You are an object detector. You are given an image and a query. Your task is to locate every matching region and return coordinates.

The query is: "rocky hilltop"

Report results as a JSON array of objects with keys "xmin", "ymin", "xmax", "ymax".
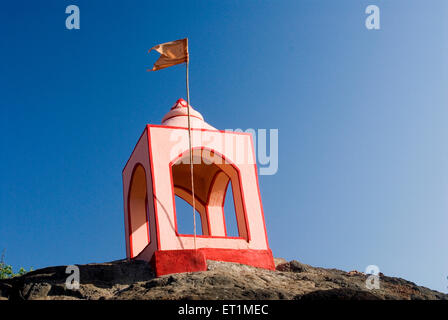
[{"xmin": 0, "ymin": 258, "xmax": 446, "ymax": 300}]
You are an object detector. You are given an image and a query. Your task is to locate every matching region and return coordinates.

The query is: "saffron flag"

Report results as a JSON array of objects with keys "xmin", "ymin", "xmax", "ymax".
[{"xmin": 147, "ymin": 38, "xmax": 188, "ymax": 71}]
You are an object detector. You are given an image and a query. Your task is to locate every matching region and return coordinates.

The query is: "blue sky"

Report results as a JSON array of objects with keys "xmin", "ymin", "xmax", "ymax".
[{"xmin": 1, "ymin": 1, "xmax": 447, "ymax": 293}]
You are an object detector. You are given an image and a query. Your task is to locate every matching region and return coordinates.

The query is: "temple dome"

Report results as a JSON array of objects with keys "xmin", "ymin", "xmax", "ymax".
[{"xmin": 161, "ymin": 99, "xmax": 216, "ymax": 130}]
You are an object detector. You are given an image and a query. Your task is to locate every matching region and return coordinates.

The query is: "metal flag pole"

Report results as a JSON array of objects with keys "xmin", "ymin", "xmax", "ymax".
[{"xmin": 185, "ymin": 38, "xmax": 197, "ymax": 250}]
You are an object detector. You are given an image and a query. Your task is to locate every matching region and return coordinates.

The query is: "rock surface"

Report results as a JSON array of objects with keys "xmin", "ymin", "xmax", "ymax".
[{"xmin": 0, "ymin": 259, "xmax": 446, "ymax": 300}]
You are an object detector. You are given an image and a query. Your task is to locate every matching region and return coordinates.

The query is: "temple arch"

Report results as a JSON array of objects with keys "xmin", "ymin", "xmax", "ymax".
[
  {"xmin": 170, "ymin": 148, "xmax": 249, "ymax": 241},
  {"xmin": 128, "ymin": 164, "xmax": 150, "ymax": 257}
]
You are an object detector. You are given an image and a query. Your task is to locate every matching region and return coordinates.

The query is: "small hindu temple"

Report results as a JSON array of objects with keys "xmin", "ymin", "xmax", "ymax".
[{"xmin": 122, "ymin": 99, "xmax": 274, "ymax": 276}]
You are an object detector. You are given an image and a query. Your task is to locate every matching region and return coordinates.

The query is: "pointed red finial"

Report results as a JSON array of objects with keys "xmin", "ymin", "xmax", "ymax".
[{"xmin": 171, "ymin": 98, "xmax": 188, "ymax": 110}]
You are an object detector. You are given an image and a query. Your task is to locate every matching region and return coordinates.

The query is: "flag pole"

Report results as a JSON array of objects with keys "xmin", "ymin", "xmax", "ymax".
[{"xmin": 185, "ymin": 38, "xmax": 197, "ymax": 250}]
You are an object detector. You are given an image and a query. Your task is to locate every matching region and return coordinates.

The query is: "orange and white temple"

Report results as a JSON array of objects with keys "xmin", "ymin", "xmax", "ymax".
[{"xmin": 122, "ymin": 99, "xmax": 275, "ymax": 276}]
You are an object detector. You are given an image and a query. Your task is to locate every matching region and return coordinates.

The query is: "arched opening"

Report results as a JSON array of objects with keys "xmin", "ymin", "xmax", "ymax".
[
  {"xmin": 170, "ymin": 148, "xmax": 249, "ymax": 240},
  {"xmin": 174, "ymin": 195, "xmax": 204, "ymax": 235},
  {"xmin": 223, "ymin": 182, "xmax": 239, "ymax": 237},
  {"xmin": 128, "ymin": 164, "xmax": 150, "ymax": 258}
]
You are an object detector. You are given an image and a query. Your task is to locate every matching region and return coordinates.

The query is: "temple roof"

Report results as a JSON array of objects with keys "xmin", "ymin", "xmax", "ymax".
[{"xmin": 161, "ymin": 98, "xmax": 216, "ymax": 130}]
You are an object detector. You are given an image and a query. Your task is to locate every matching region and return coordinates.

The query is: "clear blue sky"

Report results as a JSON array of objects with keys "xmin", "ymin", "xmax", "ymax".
[{"xmin": 1, "ymin": 1, "xmax": 447, "ymax": 293}]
